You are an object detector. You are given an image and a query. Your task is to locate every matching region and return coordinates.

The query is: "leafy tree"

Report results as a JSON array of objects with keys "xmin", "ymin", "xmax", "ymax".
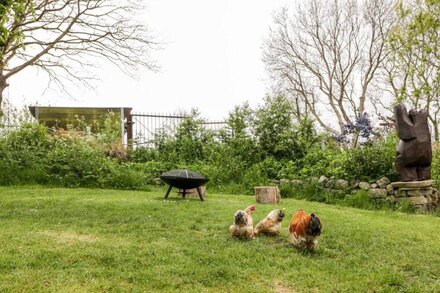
[
  {"xmin": 385, "ymin": 0, "xmax": 440, "ymax": 140},
  {"xmin": 222, "ymin": 103, "xmax": 258, "ymax": 165},
  {"xmin": 253, "ymin": 95, "xmax": 299, "ymax": 160},
  {"xmin": 0, "ymin": 0, "xmax": 156, "ymax": 116}
]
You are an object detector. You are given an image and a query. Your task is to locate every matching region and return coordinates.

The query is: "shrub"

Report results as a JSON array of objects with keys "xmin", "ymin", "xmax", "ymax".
[
  {"xmin": 46, "ymin": 136, "xmax": 111, "ymax": 187},
  {"xmin": 0, "ymin": 123, "xmax": 50, "ymax": 184},
  {"xmin": 106, "ymin": 163, "xmax": 151, "ymax": 190},
  {"xmin": 2, "ymin": 123, "xmax": 51, "ymax": 168},
  {"xmin": 338, "ymin": 135, "xmax": 398, "ymax": 181},
  {"xmin": 241, "ymin": 164, "xmax": 269, "ymax": 194},
  {"xmin": 431, "ymin": 145, "xmax": 440, "ymax": 184}
]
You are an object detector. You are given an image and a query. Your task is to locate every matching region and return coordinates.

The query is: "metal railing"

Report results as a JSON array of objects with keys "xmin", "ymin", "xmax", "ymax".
[{"xmin": 130, "ymin": 112, "xmax": 228, "ymax": 147}]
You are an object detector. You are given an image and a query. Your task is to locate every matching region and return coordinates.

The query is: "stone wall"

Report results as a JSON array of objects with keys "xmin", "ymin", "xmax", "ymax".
[{"xmin": 278, "ymin": 176, "xmax": 439, "ymax": 212}]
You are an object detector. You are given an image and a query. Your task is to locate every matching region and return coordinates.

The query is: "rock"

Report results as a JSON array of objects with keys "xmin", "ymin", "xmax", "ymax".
[
  {"xmin": 318, "ymin": 175, "xmax": 329, "ymax": 185},
  {"xmin": 270, "ymin": 179, "xmax": 281, "ymax": 185},
  {"xmin": 386, "ymin": 184, "xmax": 394, "ymax": 195},
  {"xmin": 413, "ymin": 205, "xmax": 428, "ymax": 212},
  {"xmin": 407, "ymin": 188, "xmax": 432, "ymax": 197},
  {"xmin": 350, "ymin": 179, "xmax": 360, "ymax": 189},
  {"xmin": 368, "ymin": 189, "xmax": 388, "ymax": 199},
  {"xmin": 371, "ymin": 183, "xmax": 378, "ymax": 189},
  {"xmin": 391, "ymin": 180, "xmax": 433, "ymax": 189},
  {"xmin": 359, "ymin": 182, "xmax": 371, "ymax": 191},
  {"xmin": 280, "ymin": 179, "xmax": 290, "ymax": 185},
  {"xmin": 335, "ymin": 179, "xmax": 349, "ymax": 190},
  {"xmin": 409, "ymin": 196, "xmax": 428, "ymax": 206},
  {"xmin": 394, "ymin": 189, "xmax": 408, "ymax": 198},
  {"xmin": 425, "ymin": 196, "xmax": 432, "ymax": 205},
  {"xmin": 376, "ymin": 177, "xmax": 390, "ymax": 189},
  {"xmin": 325, "ymin": 178, "xmax": 335, "ymax": 189},
  {"xmin": 291, "ymin": 179, "xmax": 303, "ymax": 186}
]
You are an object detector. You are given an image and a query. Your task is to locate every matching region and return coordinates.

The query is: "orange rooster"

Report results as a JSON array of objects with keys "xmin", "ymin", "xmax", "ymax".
[{"xmin": 288, "ymin": 209, "xmax": 322, "ymax": 250}]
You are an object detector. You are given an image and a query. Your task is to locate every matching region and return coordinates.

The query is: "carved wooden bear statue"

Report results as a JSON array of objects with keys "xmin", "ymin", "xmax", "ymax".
[{"xmin": 394, "ymin": 104, "xmax": 432, "ymax": 182}]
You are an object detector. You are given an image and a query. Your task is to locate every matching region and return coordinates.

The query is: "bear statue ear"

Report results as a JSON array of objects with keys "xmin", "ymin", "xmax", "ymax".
[{"xmin": 395, "ymin": 103, "xmax": 416, "ymax": 141}]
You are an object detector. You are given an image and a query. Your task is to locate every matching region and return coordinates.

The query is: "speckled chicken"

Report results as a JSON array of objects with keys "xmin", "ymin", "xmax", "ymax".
[
  {"xmin": 254, "ymin": 209, "xmax": 285, "ymax": 236},
  {"xmin": 229, "ymin": 205, "xmax": 256, "ymax": 239}
]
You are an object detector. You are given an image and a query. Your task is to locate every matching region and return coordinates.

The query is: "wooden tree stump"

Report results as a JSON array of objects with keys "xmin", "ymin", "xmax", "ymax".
[{"xmin": 255, "ymin": 186, "xmax": 280, "ymax": 204}]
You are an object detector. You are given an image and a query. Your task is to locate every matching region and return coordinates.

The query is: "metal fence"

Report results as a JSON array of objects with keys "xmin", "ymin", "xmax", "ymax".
[
  {"xmin": 130, "ymin": 112, "xmax": 228, "ymax": 147},
  {"xmin": 0, "ymin": 108, "xmax": 229, "ymax": 148}
]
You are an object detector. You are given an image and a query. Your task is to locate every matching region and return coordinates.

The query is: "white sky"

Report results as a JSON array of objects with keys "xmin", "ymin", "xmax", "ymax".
[{"xmin": 7, "ymin": 0, "xmax": 292, "ymax": 121}]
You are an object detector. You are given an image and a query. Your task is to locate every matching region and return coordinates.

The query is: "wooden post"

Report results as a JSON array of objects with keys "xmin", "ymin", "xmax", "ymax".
[
  {"xmin": 255, "ymin": 186, "xmax": 280, "ymax": 204},
  {"xmin": 124, "ymin": 108, "xmax": 133, "ymax": 149}
]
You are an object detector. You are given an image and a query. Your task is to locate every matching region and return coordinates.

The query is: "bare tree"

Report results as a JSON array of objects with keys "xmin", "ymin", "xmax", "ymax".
[
  {"xmin": 263, "ymin": 0, "xmax": 396, "ymax": 134},
  {"xmin": 0, "ymin": 0, "xmax": 157, "ymax": 115}
]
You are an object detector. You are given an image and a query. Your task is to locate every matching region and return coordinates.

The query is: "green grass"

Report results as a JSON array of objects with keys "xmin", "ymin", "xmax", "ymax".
[{"xmin": 1, "ymin": 186, "xmax": 440, "ymax": 292}]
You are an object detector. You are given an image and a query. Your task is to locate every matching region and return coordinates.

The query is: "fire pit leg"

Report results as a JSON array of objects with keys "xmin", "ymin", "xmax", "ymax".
[
  {"xmin": 197, "ymin": 187, "xmax": 205, "ymax": 201},
  {"xmin": 164, "ymin": 185, "xmax": 173, "ymax": 199}
]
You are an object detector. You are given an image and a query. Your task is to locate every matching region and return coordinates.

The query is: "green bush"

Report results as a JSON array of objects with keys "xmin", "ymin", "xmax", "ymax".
[
  {"xmin": 46, "ymin": 136, "xmax": 111, "ymax": 187},
  {"xmin": 338, "ymin": 135, "xmax": 398, "ymax": 181},
  {"xmin": 431, "ymin": 146, "xmax": 440, "ymax": 184},
  {"xmin": 106, "ymin": 163, "xmax": 151, "ymax": 191},
  {"xmin": 2, "ymin": 123, "xmax": 50, "ymax": 167},
  {"xmin": 0, "ymin": 123, "xmax": 50, "ymax": 185}
]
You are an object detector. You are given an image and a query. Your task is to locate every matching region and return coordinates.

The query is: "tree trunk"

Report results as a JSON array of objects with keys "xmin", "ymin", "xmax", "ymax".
[
  {"xmin": 255, "ymin": 186, "xmax": 280, "ymax": 204},
  {"xmin": 433, "ymin": 121, "xmax": 439, "ymax": 142},
  {"xmin": 0, "ymin": 74, "xmax": 8, "ymax": 118}
]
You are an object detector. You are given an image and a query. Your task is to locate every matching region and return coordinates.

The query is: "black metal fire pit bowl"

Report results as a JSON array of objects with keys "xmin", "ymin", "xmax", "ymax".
[{"xmin": 160, "ymin": 169, "xmax": 209, "ymax": 201}]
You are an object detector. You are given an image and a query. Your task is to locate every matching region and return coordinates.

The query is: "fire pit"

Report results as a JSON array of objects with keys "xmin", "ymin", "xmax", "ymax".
[{"xmin": 160, "ymin": 169, "xmax": 209, "ymax": 201}]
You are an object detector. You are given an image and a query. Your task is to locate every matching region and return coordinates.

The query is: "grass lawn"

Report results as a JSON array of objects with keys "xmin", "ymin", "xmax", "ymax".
[{"xmin": 1, "ymin": 186, "xmax": 440, "ymax": 292}]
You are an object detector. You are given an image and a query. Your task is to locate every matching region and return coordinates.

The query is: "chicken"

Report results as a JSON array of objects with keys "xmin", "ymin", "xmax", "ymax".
[
  {"xmin": 229, "ymin": 204, "xmax": 256, "ymax": 239},
  {"xmin": 254, "ymin": 209, "xmax": 285, "ymax": 236},
  {"xmin": 288, "ymin": 209, "xmax": 322, "ymax": 250}
]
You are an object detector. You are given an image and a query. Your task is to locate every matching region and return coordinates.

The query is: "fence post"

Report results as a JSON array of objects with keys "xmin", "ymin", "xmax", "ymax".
[{"xmin": 125, "ymin": 108, "xmax": 133, "ymax": 149}]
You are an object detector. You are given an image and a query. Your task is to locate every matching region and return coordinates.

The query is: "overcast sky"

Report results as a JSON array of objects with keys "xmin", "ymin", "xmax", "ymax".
[{"xmin": 7, "ymin": 0, "xmax": 292, "ymax": 120}]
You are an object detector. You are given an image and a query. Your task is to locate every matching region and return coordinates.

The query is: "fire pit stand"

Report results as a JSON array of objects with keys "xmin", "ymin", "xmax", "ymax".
[{"xmin": 160, "ymin": 169, "xmax": 209, "ymax": 201}]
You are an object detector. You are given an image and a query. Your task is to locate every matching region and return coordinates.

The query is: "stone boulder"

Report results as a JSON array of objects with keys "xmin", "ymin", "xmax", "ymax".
[
  {"xmin": 350, "ymin": 179, "xmax": 360, "ymax": 189},
  {"xmin": 359, "ymin": 182, "xmax": 371, "ymax": 191},
  {"xmin": 291, "ymin": 179, "xmax": 304, "ymax": 186},
  {"xmin": 368, "ymin": 188, "xmax": 388, "ymax": 199},
  {"xmin": 318, "ymin": 175, "xmax": 329, "ymax": 185},
  {"xmin": 280, "ymin": 179, "xmax": 291, "ymax": 185},
  {"xmin": 391, "ymin": 180, "xmax": 433, "ymax": 189},
  {"xmin": 376, "ymin": 177, "xmax": 390, "ymax": 189},
  {"xmin": 335, "ymin": 179, "xmax": 349, "ymax": 190},
  {"xmin": 386, "ymin": 184, "xmax": 394, "ymax": 195}
]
